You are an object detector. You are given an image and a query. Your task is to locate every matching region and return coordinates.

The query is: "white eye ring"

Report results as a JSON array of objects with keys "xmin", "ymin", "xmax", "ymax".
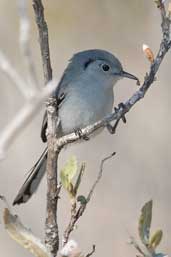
[{"xmin": 101, "ymin": 64, "xmax": 110, "ymax": 72}]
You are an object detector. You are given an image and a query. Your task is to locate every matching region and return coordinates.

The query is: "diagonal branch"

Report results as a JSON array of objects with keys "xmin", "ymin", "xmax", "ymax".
[
  {"xmin": 0, "ymin": 51, "xmax": 31, "ymax": 99},
  {"xmin": 0, "ymin": 79, "xmax": 57, "ymax": 159},
  {"xmin": 55, "ymin": 3, "xmax": 171, "ymax": 151},
  {"xmin": 58, "ymin": 3, "xmax": 171, "ymax": 246}
]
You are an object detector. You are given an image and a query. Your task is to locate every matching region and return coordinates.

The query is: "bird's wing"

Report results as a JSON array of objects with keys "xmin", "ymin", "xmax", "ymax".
[
  {"xmin": 40, "ymin": 92, "xmax": 66, "ymax": 142},
  {"xmin": 40, "ymin": 72, "xmax": 69, "ymax": 142},
  {"xmin": 41, "ymin": 54, "xmax": 84, "ymax": 142}
]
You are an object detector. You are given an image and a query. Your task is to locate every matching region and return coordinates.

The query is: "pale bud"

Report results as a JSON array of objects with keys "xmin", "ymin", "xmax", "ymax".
[{"xmin": 142, "ymin": 44, "xmax": 154, "ymax": 63}]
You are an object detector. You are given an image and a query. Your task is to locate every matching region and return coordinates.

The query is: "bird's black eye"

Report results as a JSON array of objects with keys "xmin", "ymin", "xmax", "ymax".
[{"xmin": 102, "ymin": 64, "xmax": 110, "ymax": 72}]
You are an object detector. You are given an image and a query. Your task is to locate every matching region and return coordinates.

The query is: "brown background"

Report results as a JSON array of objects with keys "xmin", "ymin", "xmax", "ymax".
[{"xmin": 0, "ymin": 1, "xmax": 171, "ymax": 257}]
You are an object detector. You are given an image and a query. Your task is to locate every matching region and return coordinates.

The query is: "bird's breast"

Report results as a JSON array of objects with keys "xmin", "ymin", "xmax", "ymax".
[{"xmin": 58, "ymin": 84, "xmax": 114, "ymax": 135}]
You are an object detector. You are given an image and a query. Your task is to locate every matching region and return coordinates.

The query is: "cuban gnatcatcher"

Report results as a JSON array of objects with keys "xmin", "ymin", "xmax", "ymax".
[{"xmin": 13, "ymin": 49, "xmax": 138, "ymax": 205}]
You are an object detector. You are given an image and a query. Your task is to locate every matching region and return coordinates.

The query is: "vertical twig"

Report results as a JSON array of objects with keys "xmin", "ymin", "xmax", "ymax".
[
  {"xmin": 45, "ymin": 98, "xmax": 59, "ymax": 255},
  {"xmin": 32, "ymin": 0, "xmax": 59, "ymax": 256},
  {"xmin": 32, "ymin": 0, "xmax": 52, "ymax": 84},
  {"xmin": 18, "ymin": 0, "xmax": 38, "ymax": 90}
]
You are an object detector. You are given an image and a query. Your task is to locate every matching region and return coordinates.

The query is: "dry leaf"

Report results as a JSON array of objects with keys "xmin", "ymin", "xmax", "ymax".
[{"xmin": 3, "ymin": 208, "xmax": 52, "ymax": 257}]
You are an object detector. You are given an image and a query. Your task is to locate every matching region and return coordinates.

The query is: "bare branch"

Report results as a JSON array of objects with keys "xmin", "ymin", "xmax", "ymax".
[
  {"xmin": 18, "ymin": 0, "xmax": 38, "ymax": 90},
  {"xmin": 0, "ymin": 0, "xmax": 57, "ymax": 160},
  {"xmin": 0, "ymin": 51, "xmax": 32, "ymax": 99},
  {"xmin": 45, "ymin": 98, "xmax": 60, "ymax": 255},
  {"xmin": 32, "ymin": 1, "xmax": 60, "ymax": 255},
  {"xmin": 55, "ymin": 4, "xmax": 171, "ymax": 151},
  {"xmin": 62, "ymin": 153, "xmax": 116, "ymax": 245},
  {"xmin": 0, "ymin": 79, "xmax": 58, "ymax": 159},
  {"xmin": 32, "ymin": 0, "xmax": 52, "ymax": 84},
  {"xmin": 87, "ymin": 152, "xmax": 116, "ymax": 202},
  {"xmin": 85, "ymin": 245, "xmax": 96, "ymax": 257}
]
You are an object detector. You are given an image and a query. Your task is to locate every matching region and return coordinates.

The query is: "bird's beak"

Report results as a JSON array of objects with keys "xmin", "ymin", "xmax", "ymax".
[{"xmin": 121, "ymin": 70, "xmax": 139, "ymax": 82}]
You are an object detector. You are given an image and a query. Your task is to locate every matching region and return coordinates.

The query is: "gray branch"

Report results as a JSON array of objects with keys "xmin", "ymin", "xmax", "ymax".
[
  {"xmin": 45, "ymin": 98, "xmax": 59, "ymax": 255},
  {"xmin": 32, "ymin": 1, "xmax": 59, "ymax": 256},
  {"xmin": 32, "ymin": 0, "xmax": 52, "ymax": 84}
]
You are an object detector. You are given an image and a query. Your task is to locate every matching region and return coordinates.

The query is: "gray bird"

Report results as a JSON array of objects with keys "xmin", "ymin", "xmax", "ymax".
[{"xmin": 13, "ymin": 49, "xmax": 138, "ymax": 205}]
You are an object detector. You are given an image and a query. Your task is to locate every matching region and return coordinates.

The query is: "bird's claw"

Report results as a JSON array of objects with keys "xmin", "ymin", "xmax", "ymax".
[
  {"xmin": 74, "ymin": 128, "xmax": 89, "ymax": 141},
  {"xmin": 115, "ymin": 102, "xmax": 127, "ymax": 123},
  {"xmin": 106, "ymin": 102, "xmax": 127, "ymax": 134}
]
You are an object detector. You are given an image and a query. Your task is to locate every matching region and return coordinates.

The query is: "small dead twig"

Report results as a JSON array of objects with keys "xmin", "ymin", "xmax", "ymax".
[
  {"xmin": 32, "ymin": 0, "xmax": 52, "ymax": 84},
  {"xmin": 87, "ymin": 152, "xmax": 116, "ymax": 202},
  {"xmin": 85, "ymin": 245, "xmax": 96, "ymax": 257},
  {"xmin": 62, "ymin": 152, "xmax": 116, "ymax": 245},
  {"xmin": 18, "ymin": 0, "xmax": 38, "ymax": 90}
]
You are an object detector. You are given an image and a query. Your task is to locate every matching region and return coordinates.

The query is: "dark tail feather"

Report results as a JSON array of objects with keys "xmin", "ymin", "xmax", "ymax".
[{"xmin": 13, "ymin": 148, "xmax": 48, "ymax": 205}]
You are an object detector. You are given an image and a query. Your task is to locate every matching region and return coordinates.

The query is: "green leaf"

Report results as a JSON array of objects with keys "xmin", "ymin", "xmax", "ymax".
[
  {"xmin": 61, "ymin": 155, "xmax": 77, "ymax": 182},
  {"xmin": 73, "ymin": 163, "xmax": 85, "ymax": 196},
  {"xmin": 60, "ymin": 156, "xmax": 77, "ymax": 196},
  {"xmin": 149, "ymin": 230, "xmax": 163, "ymax": 249},
  {"xmin": 138, "ymin": 200, "xmax": 153, "ymax": 245},
  {"xmin": 77, "ymin": 195, "xmax": 87, "ymax": 205}
]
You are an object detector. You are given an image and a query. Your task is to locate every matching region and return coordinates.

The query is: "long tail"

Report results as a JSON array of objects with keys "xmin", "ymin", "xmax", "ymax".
[{"xmin": 13, "ymin": 148, "xmax": 48, "ymax": 205}]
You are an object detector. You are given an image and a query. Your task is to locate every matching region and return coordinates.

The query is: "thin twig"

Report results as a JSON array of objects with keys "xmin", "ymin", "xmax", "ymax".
[
  {"xmin": 32, "ymin": 0, "xmax": 52, "ymax": 84},
  {"xmin": 0, "ymin": 51, "xmax": 31, "ymax": 99},
  {"xmin": 87, "ymin": 152, "xmax": 116, "ymax": 202},
  {"xmin": 18, "ymin": 0, "xmax": 38, "ymax": 90},
  {"xmin": 62, "ymin": 152, "xmax": 116, "ymax": 245},
  {"xmin": 0, "ymin": 79, "xmax": 58, "ymax": 159},
  {"xmin": 0, "ymin": 0, "xmax": 57, "ymax": 159},
  {"xmin": 85, "ymin": 245, "xmax": 96, "ymax": 257}
]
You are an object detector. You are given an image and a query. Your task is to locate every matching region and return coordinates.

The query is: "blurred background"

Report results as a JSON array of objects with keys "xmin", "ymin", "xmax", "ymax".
[{"xmin": 0, "ymin": 1, "xmax": 171, "ymax": 257}]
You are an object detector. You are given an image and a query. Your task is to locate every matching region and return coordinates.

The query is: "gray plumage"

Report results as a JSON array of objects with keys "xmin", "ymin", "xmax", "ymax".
[{"xmin": 13, "ymin": 49, "xmax": 138, "ymax": 205}]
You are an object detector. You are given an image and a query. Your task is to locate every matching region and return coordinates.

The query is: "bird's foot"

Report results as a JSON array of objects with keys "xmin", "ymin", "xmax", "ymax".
[
  {"xmin": 106, "ymin": 120, "xmax": 120, "ymax": 134},
  {"xmin": 74, "ymin": 128, "xmax": 89, "ymax": 141},
  {"xmin": 115, "ymin": 103, "xmax": 127, "ymax": 123},
  {"xmin": 106, "ymin": 102, "xmax": 127, "ymax": 134}
]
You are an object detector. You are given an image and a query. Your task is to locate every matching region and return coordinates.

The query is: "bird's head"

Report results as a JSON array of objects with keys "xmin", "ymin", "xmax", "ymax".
[{"xmin": 58, "ymin": 49, "xmax": 139, "ymax": 92}]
